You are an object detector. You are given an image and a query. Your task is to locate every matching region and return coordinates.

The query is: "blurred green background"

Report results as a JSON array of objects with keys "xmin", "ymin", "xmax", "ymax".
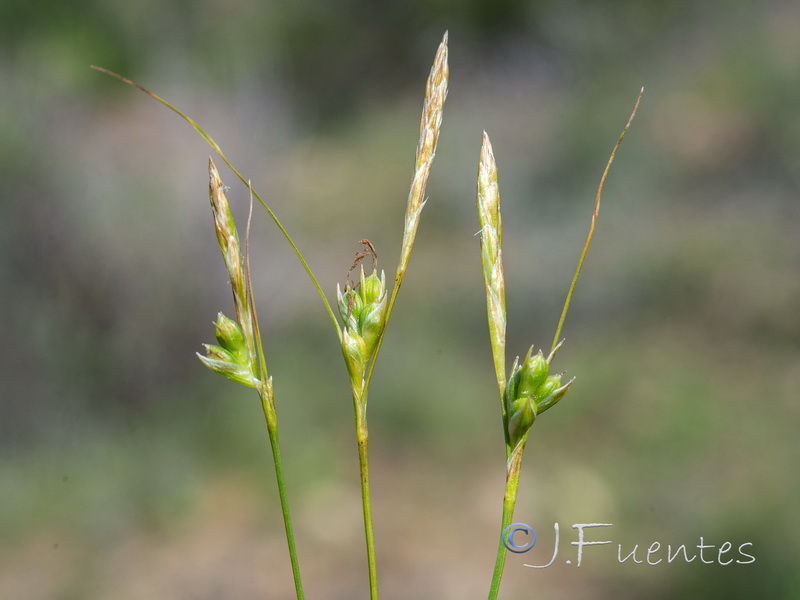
[{"xmin": 2, "ymin": 0, "xmax": 799, "ymax": 598}]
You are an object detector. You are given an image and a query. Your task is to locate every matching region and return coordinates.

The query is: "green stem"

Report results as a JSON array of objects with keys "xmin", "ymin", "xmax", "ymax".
[
  {"xmin": 353, "ymin": 395, "xmax": 379, "ymax": 599},
  {"xmin": 260, "ymin": 390, "xmax": 305, "ymax": 600},
  {"xmin": 487, "ymin": 441, "xmax": 525, "ymax": 600}
]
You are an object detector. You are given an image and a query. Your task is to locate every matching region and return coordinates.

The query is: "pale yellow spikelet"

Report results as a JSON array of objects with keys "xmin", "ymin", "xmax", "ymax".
[
  {"xmin": 359, "ymin": 32, "xmax": 450, "ymax": 395},
  {"xmin": 415, "ymin": 31, "xmax": 449, "ymax": 172},
  {"xmin": 398, "ymin": 32, "xmax": 449, "ymax": 274},
  {"xmin": 477, "ymin": 131, "xmax": 507, "ymax": 397}
]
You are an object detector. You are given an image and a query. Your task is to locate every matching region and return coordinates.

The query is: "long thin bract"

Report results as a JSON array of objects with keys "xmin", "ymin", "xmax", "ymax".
[
  {"xmin": 90, "ymin": 65, "xmax": 342, "ymax": 340},
  {"xmin": 550, "ymin": 88, "xmax": 644, "ymax": 353}
]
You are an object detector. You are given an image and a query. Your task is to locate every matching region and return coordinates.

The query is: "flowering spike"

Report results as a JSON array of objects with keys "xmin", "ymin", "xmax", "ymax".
[
  {"xmin": 517, "ymin": 348, "xmax": 549, "ymax": 398},
  {"xmin": 504, "ymin": 343, "xmax": 574, "ymax": 441},
  {"xmin": 478, "ymin": 132, "xmax": 507, "ymax": 402},
  {"xmin": 208, "ymin": 159, "xmax": 256, "ymax": 367},
  {"xmin": 197, "ymin": 351, "xmax": 258, "ymax": 388},
  {"xmin": 337, "ymin": 264, "xmax": 388, "ymax": 389},
  {"xmin": 214, "ymin": 312, "xmax": 249, "ymax": 365},
  {"xmin": 536, "ymin": 377, "xmax": 575, "ymax": 414},
  {"xmin": 507, "ymin": 397, "xmax": 536, "ymax": 447}
]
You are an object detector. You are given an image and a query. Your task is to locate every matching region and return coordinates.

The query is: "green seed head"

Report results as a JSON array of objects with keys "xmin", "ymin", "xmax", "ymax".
[
  {"xmin": 337, "ymin": 283, "xmax": 364, "ymax": 322},
  {"xmin": 505, "ymin": 343, "xmax": 575, "ymax": 441},
  {"xmin": 337, "ymin": 267, "xmax": 388, "ymax": 384},
  {"xmin": 536, "ymin": 376, "xmax": 576, "ymax": 414},
  {"xmin": 359, "ymin": 298, "xmax": 386, "ymax": 356},
  {"xmin": 517, "ymin": 347, "xmax": 549, "ymax": 398},
  {"xmin": 359, "ymin": 268, "xmax": 386, "ymax": 306},
  {"xmin": 508, "ymin": 397, "xmax": 536, "ymax": 447},
  {"xmin": 214, "ymin": 312, "xmax": 249, "ymax": 365},
  {"xmin": 199, "ymin": 310, "xmax": 258, "ymax": 388},
  {"xmin": 536, "ymin": 374, "xmax": 561, "ymax": 400},
  {"xmin": 197, "ymin": 345, "xmax": 258, "ymax": 388},
  {"xmin": 202, "ymin": 343, "xmax": 235, "ymax": 363},
  {"xmin": 341, "ymin": 328, "xmax": 368, "ymax": 385}
]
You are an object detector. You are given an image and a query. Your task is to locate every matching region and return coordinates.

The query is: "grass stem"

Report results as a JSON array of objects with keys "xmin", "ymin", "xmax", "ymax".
[
  {"xmin": 354, "ymin": 399, "xmax": 379, "ymax": 599},
  {"xmin": 487, "ymin": 442, "xmax": 525, "ymax": 600},
  {"xmin": 260, "ymin": 387, "xmax": 305, "ymax": 600}
]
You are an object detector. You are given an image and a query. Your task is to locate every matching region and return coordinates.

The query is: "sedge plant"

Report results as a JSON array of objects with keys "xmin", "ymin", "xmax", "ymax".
[
  {"xmin": 93, "ymin": 32, "xmax": 448, "ymax": 599},
  {"xmin": 94, "ymin": 34, "xmax": 641, "ymax": 600},
  {"xmin": 480, "ymin": 89, "xmax": 643, "ymax": 600},
  {"xmin": 196, "ymin": 160, "xmax": 305, "ymax": 598}
]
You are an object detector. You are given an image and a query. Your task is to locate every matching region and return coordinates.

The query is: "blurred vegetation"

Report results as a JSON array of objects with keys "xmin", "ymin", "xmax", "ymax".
[{"xmin": 1, "ymin": 0, "xmax": 799, "ymax": 598}]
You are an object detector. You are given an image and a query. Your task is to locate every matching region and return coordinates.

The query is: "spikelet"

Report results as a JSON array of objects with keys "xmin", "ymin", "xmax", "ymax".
[
  {"xmin": 198, "ymin": 159, "xmax": 259, "ymax": 386},
  {"xmin": 397, "ymin": 32, "xmax": 449, "ymax": 275},
  {"xmin": 477, "ymin": 132, "xmax": 507, "ymax": 397},
  {"xmin": 337, "ymin": 267, "xmax": 388, "ymax": 388},
  {"xmin": 505, "ymin": 346, "xmax": 575, "ymax": 448},
  {"xmin": 207, "ymin": 158, "xmax": 257, "ymax": 367}
]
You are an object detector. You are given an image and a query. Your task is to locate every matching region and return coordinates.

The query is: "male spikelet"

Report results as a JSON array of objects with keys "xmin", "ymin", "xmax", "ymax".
[
  {"xmin": 477, "ymin": 132, "xmax": 507, "ymax": 400},
  {"xmin": 397, "ymin": 31, "xmax": 449, "ymax": 275}
]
